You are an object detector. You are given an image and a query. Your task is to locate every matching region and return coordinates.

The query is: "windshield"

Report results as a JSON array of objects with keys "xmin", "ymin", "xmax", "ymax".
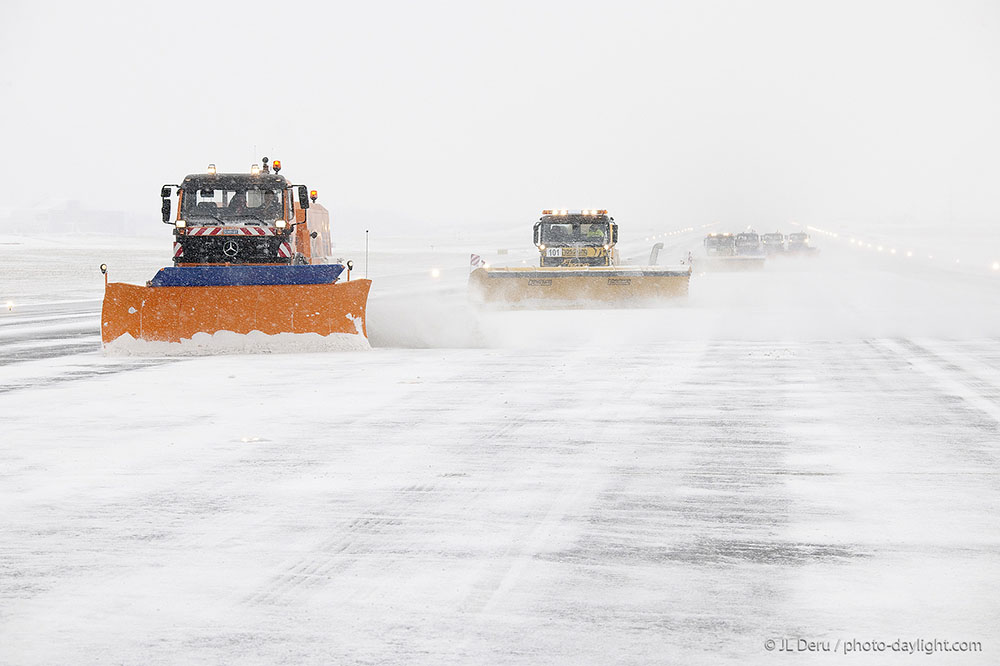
[
  {"xmin": 182, "ymin": 186, "xmax": 285, "ymax": 223},
  {"xmin": 705, "ymin": 236, "xmax": 734, "ymax": 247},
  {"xmin": 540, "ymin": 220, "xmax": 609, "ymax": 246}
]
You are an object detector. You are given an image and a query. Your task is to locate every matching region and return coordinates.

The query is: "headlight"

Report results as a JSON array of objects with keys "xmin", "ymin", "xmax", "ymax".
[
  {"xmin": 539, "ymin": 244, "xmax": 546, "ymax": 250},
  {"xmin": 275, "ymin": 220, "xmax": 287, "ymax": 229},
  {"xmin": 175, "ymin": 220, "xmax": 186, "ymax": 228}
]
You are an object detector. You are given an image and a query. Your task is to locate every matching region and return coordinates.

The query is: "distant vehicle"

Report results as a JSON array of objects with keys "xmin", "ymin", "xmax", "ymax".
[
  {"xmin": 734, "ymin": 231, "xmax": 762, "ymax": 256},
  {"xmin": 704, "ymin": 233, "xmax": 736, "ymax": 256},
  {"xmin": 787, "ymin": 231, "xmax": 817, "ymax": 254},
  {"xmin": 696, "ymin": 232, "xmax": 765, "ymax": 271},
  {"xmin": 761, "ymin": 232, "xmax": 785, "ymax": 254}
]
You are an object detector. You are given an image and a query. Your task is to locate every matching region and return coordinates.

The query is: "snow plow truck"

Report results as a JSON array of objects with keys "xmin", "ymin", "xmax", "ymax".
[
  {"xmin": 786, "ymin": 231, "xmax": 818, "ymax": 255},
  {"xmin": 761, "ymin": 232, "xmax": 786, "ymax": 254},
  {"xmin": 694, "ymin": 231, "xmax": 766, "ymax": 271},
  {"xmin": 468, "ymin": 209, "xmax": 690, "ymax": 307},
  {"xmin": 100, "ymin": 159, "xmax": 371, "ymax": 352}
]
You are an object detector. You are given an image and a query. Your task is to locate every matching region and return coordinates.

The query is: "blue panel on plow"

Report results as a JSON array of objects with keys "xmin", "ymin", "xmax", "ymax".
[{"xmin": 149, "ymin": 264, "xmax": 345, "ymax": 287}]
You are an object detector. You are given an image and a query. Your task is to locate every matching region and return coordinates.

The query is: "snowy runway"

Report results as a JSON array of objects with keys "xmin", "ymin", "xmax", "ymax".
[
  {"xmin": 2, "ymin": 333, "xmax": 998, "ymax": 664},
  {"xmin": 2, "ymin": 233, "xmax": 999, "ymax": 663}
]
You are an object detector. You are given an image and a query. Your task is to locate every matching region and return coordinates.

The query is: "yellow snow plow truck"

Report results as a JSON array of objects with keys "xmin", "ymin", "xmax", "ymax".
[{"xmin": 468, "ymin": 209, "xmax": 690, "ymax": 307}]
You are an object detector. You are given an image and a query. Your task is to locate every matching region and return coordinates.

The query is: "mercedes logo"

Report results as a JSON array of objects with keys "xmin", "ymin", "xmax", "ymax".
[{"xmin": 222, "ymin": 240, "xmax": 239, "ymax": 257}]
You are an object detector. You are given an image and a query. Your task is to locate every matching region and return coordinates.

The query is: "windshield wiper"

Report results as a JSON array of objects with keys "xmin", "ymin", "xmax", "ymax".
[
  {"xmin": 224, "ymin": 213, "xmax": 272, "ymax": 225},
  {"xmin": 188, "ymin": 212, "xmax": 222, "ymax": 224}
]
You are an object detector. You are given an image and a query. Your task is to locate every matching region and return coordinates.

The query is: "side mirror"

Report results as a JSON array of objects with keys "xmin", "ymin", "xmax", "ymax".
[
  {"xmin": 611, "ymin": 225, "xmax": 618, "ymax": 244},
  {"xmin": 161, "ymin": 198, "xmax": 171, "ymax": 223},
  {"xmin": 298, "ymin": 186, "xmax": 310, "ymax": 210},
  {"xmin": 533, "ymin": 223, "xmax": 540, "ymax": 245}
]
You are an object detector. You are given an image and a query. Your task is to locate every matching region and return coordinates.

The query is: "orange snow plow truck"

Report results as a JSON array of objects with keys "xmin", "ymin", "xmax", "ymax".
[{"xmin": 101, "ymin": 159, "xmax": 371, "ymax": 351}]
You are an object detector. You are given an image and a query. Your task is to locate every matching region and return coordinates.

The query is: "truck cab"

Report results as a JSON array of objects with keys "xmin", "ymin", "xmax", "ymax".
[
  {"xmin": 162, "ymin": 163, "xmax": 313, "ymax": 265},
  {"xmin": 787, "ymin": 232, "xmax": 812, "ymax": 253},
  {"xmin": 704, "ymin": 233, "xmax": 735, "ymax": 256},
  {"xmin": 734, "ymin": 231, "xmax": 762, "ymax": 256},
  {"xmin": 533, "ymin": 210, "xmax": 619, "ymax": 267},
  {"xmin": 761, "ymin": 232, "xmax": 785, "ymax": 254}
]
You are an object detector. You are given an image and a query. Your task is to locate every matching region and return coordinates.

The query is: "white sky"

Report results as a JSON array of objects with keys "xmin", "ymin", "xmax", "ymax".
[{"xmin": 2, "ymin": 0, "xmax": 999, "ymax": 234}]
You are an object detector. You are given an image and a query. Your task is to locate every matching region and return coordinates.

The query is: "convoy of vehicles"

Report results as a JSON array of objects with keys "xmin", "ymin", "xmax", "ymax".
[
  {"xmin": 696, "ymin": 228, "xmax": 819, "ymax": 270},
  {"xmin": 94, "ymin": 159, "xmax": 822, "ymax": 351}
]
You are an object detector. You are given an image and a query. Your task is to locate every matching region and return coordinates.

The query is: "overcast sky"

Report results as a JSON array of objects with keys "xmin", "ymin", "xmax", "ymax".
[{"xmin": 2, "ymin": 0, "xmax": 998, "ymax": 236}]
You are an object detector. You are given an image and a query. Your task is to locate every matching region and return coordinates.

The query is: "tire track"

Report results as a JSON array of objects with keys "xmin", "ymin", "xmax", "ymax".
[
  {"xmin": 456, "ymin": 342, "xmax": 709, "ymax": 625},
  {"xmin": 241, "ymin": 361, "xmax": 536, "ymax": 607},
  {"xmin": 242, "ymin": 482, "xmax": 452, "ymax": 606}
]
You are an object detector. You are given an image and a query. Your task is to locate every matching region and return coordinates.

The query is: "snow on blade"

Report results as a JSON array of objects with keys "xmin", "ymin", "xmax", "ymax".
[{"xmin": 103, "ymin": 330, "xmax": 371, "ymax": 356}]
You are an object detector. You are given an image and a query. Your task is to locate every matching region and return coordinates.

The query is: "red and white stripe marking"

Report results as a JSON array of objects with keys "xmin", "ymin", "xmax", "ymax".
[
  {"xmin": 188, "ymin": 226, "xmax": 280, "ymax": 236},
  {"xmin": 173, "ymin": 242, "xmax": 183, "ymax": 258},
  {"xmin": 277, "ymin": 242, "xmax": 292, "ymax": 258}
]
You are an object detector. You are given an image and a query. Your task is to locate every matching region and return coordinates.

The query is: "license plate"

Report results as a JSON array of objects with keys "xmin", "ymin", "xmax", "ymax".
[{"xmin": 222, "ymin": 228, "xmax": 240, "ymax": 235}]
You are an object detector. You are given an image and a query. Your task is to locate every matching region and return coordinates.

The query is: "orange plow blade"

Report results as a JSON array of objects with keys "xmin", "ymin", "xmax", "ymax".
[{"xmin": 102, "ymin": 279, "xmax": 371, "ymax": 345}]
